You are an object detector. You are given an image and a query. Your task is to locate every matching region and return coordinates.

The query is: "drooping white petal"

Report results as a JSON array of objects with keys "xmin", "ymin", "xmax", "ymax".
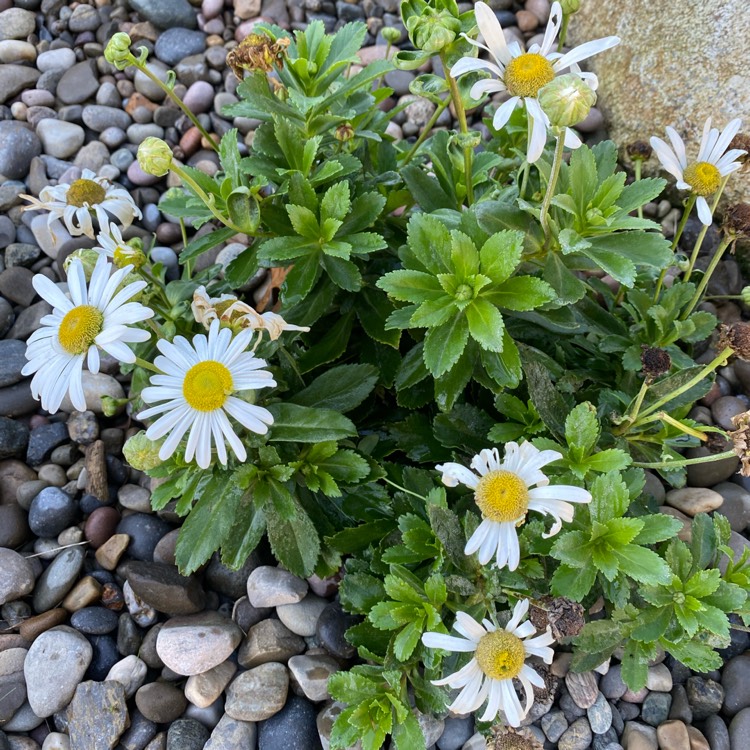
[
  {"xmin": 474, "ymin": 1, "xmax": 512, "ymax": 65},
  {"xmin": 554, "ymin": 35, "xmax": 620, "ymax": 72},
  {"xmin": 696, "ymin": 195, "xmax": 712, "ymax": 226},
  {"xmin": 506, "ymin": 598, "xmax": 530, "ymax": 633},
  {"xmin": 665, "ymin": 126, "xmax": 688, "ymax": 169},
  {"xmin": 421, "ymin": 633, "xmax": 478, "ymax": 652},
  {"xmin": 436, "ymin": 462, "xmax": 480, "ymax": 489},
  {"xmin": 525, "ymin": 97, "xmax": 549, "ymax": 163},
  {"xmin": 492, "ymin": 96, "xmax": 521, "ymax": 130},
  {"xmin": 454, "ymin": 612, "xmax": 489, "ymax": 643},
  {"xmin": 450, "ymin": 56, "xmax": 504, "ymax": 79}
]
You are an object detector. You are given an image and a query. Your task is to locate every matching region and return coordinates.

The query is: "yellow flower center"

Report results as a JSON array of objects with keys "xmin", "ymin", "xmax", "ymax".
[
  {"xmin": 474, "ymin": 470, "xmax": 530, "ymax": 523},
  {"xmin": 475, "ymin": 629, "xmax": 526, "ymax": 680},
  {"xmin": 683, "ymin": 161, "xmax": 721, "ymax": 196},
  {"xmin": 504, "ymin": 53, "xmax": 556, "ymax": 98},
  {"xmin": 183, "ymin": 361, "xmax": 234, "ymax": 412},
  {"xmin": 58, "ymin": 305, "xmax": 104, "ymax": 355},
  {"xmin": 66, "ymin": 179, "xmax": 107, "ymax": 207}
]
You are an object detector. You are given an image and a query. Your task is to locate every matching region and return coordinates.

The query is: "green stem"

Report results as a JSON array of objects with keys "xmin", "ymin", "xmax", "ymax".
[
  {"xmin": 540, "ymin": 132, "xmax": 565, "ymax": 246},
  {"xmin": 653, "ymin": 194, "xmax": 696, "ymax": 303},
  {"xmin": 383, "ymin": 477, "xmax": 427, "ymax": 501},
  {"xmin": 134, "ymin": 356, "xmax": 161, "ymax": 374},
  {"xmin": 442, "ymin": 55, "xmax": 474, "ymax": 206},
  {"xmin": 401, "ymin": 98, "xmax": 450, "ymax": 166},
  {"xmin": 633, "ymin": 449, "xmax": 736, "ymax": 470},
  {"xmin": 558, "ymin": 15, "xmax": 570, "ymax": 51},
  {"xmin": 634, "ymin": 160, "xmax": 643, "ymax": 220},
  {"xmin": 622, "ymin": 379, "xmax": 649, "ymax": 429},
  {"xmin": 172, "ymin": 165, "xmax": 244, "ymax": 234},
  {"xmin": 136, "ymin": 64, "xmax": 217, "ymax": 152},
  {"xmin": 684, "ymin": 176, "xmax": 730, "ymax": 283},
  {"xmin": 681, "ymin": 235, "xmax": 734, "ymax": 320},
  {"xmin": 632, "ymin": 346, "xmax": 733, "ymax": 425}
]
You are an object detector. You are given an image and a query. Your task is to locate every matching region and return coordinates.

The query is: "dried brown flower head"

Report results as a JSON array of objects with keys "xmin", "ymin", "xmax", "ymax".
[
  {"xmin": 487, "ymin": 726, "xmax": 543, "ymax": 750},
  {"xmin": 626, "ymin": 140, "xmax": 653, "ymax": 161},
  {"xmin": 227, "ymin": 33, "xmax": 290, "ymax": 79},
  {"xmin": 730, "ymin": 410, "xmax": 750, "ymax": 477},
  {"xmin": 641, "ymin": 346, "xmax": 672, "ymax": 382},
  {"xmin": 529, "ymin": 596, "xmax": 586, "ymax": 640},
  {"xmin": 723, "ymin": 203, "xmax": 750, "ymax": 239},
  {"xmin": 719, "ymin": 322, "xmax": 750, "ymax": 360},
  {"xmin": 728, "ymin": 133, "xmax": 750, "ymax": 167}
]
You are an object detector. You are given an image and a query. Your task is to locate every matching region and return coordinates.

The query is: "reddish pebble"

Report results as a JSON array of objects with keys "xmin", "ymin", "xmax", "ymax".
[
  {"xmin": 85, "ymin": 506, "xmax": 121, "ymax": 548},
  {"xmin": 179, "ymin": 127, "xmax": 202, "ymax": 158}
]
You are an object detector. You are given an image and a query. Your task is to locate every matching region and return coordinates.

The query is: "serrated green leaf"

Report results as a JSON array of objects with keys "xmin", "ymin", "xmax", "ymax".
[
  {"xmin": 550, "ymin": 562, "xmax": 596, "ymax": 600},
  {"xmin": 614, "ymin": 545, "xmax": 672, "ymax": 584},
  {"xmin": 634, "ymin": 514, "xmax": 684, "ymax": 545},
  {"xmin": 423, "ymin": 313, "xmax": 469, "ymax": 377},
  {"xmin": 632, "ymin": 606, "xmax": 672, "ymax": 642},
  {"xmin": 479, "ymin": 230, "xmax": 524, "ymax": 284},
  {"xmin": 174, "ymin": 478, "xmax": 244, "ymax": 575},
  {"xmin": 267, "ymin": 403, "xmax": 357, "ymax": 442},
  {"xmin": 377, "ymin": 269, "xmax": 445, "ymax": 303},
  {"xmin": 321, "ymin": 180, "xmax": 351, "ymax": 222},
  {"xmin": 565, "ymin": 402, "xmax": 599, "ymax": 458},
  {"xmin": 265, "ymin": 498, "xmax": 320, "ymax": 577},
  {"xmin": 466, "ymin": 297, "xmax": 505, "ymax": 351},
  {"xmin": 287, "ymin": 204, "xmax": 320, "ymax": 240},
  {"xmin": 482, "ymin": 276, "xmax": 555, "ymax": 311},
  {"xmin": 393, "ymin": 620, "xmax": 424, "ymax": 661},
  {"xmin": 291, "ymin": 363, "xmax": 378, "ymax": 412},
  {"xmin": 590, "ymin": 471, "xmax": 629, "ymax": 524}
]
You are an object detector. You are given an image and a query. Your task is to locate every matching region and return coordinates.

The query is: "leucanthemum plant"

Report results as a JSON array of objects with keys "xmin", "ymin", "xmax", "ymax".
[
  {"xmin": 450, "ymin": 1, "xmax": 619, "ymax": 161},
  {"xmin": 21, "ymin": 169, "xmax": 142, "ymax": 238},
  {"xmin": 438, "ymin": 443, "xmax": 592, "ymax": 570},
  {"xmin": 21, "ymin": 3, "xmax": 750, "ymax": 747},
  {"xmin": 22, "ymin": 254, "xmax": 154, "ymax": 413},
  {"xmin": 650, "ymin": 117, "xmax": 746, "ymax": 225},
  {"xmin": 422, "ymin": 600, "xmax": 554, "ymax": 726},
  {"xmin": 138, "ymin": 319, "xmax": 276, "ymax": 469}
]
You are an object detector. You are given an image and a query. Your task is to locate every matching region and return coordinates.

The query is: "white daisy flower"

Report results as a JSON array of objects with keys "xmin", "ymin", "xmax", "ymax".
[
  {"xmin": 450, "ymin": 1, "xmax": 619, "ymax": 162},
  {"xmin": 422, "ymin": 599, "xmax": 555, "ymax": 726},
  {"xmin": 191, "ymin": 286, "xmax": 309, "ymax": 341},
  {"xmin": 649, "ymin": 117, "xmax": 746, "ymax": 226},
  {"xmin": 437, "ymin": 442, "xmax": 591, "ymax": 571},
  {"xmin": 22, "ymin": 169, "xmax": 142, "ymax": 238},
  {"xmin": 137, "ymin": 319, "xmax": 276, "ymax": 469},
  {"xmin": 22, "ymin": 255, "xmax": 154, "ymax": 414}
]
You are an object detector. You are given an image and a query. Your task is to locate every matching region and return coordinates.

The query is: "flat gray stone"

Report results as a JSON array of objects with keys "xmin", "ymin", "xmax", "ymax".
[
  {"xmin": 225, "ymin": 663, "xmax": 289, "ymax": 722},
  {"xmin": 0, "ymin": 121, "xmax": 41, "ymax": 180},
  {"xmin": 24, "ymin": 626, "xmax": 92, "ymax": 718},
  {"xmin": 205, "ymin": 713, "xmax": 257, "ymax": 750},
  {"xmin": 67, "ymin": 680, "xmax": 129, "ymax": 750},
  {"xmin": 0, "ymin": 548, "xmax": 35, "ymax": 605}
]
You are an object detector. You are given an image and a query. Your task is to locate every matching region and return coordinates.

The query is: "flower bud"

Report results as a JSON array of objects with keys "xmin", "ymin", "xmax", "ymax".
[
  {"xmin": 626, "ymin": 140, "xmax": 653, "ymax": 162},
  {"xmin": 137, "ymin": 137, "xmax": 173, "ymax": 177},
  {"xmin": 104, "ymin": 32, "xmax": 135, "ymax": 70},
  {"xmin": 335, "ymin": 123, "xmax": 354, "ymax": 142},
  {"xmin": 114, "ymin": 241, "xmax": 147, "ymax": 271},
  {"xmin": 381, "ymin": 27, "xmax": 402, "ymax": 45},
  {"xmin": 406, "ymin": 13, "xmax": 461, "ymax": 54},
  {"xmin": 560, "ymin": 0, "xmax": 581, "ymax": 13},
  {"xmin": 741, "ymin": 286, "xmax": 750, "ymax": 306},
  {"xmin": 63, "ymin": 249, "xmax": 101, "ymax": 281},
  {"xmin": 101, "ymin": 396, "xmax": 130, "ymax": 418},
  {"xmin": 123, "ymin": 430, "xmax": 164, "ymax": 471},
  {"xmin": 538, "ymin": 74, "xmax": 596, "ymax": 129},
  {"xmin": 719, "ymin": 322, "xmax": 750, "ymax": 360}
]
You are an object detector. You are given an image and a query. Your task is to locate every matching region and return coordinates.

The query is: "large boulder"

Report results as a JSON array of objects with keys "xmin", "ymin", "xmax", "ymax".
[{"xmin": 569, "ymin": 0, "xmax": 750, "ymax": 205}]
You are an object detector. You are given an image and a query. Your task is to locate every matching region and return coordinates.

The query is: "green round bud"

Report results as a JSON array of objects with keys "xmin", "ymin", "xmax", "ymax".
[
  {"xmin": 137, "ymin": 137, "xmax": 173, "ymax": 177},
  {"xmin": 537, "ymin": 74, "xmax": 596, "ymax": 128},
  {"xmin": 123, "ymin": 430, "xmax": 164, "ymax": 471},
  {"xmin": 381, "ymin": 27, "xmax": 401, "ymax": 45},
  {"xmin": 407, "ymin": 13, "xmax": 461, "ymax": 55},
  {"xmin": 741, "ymin": 286, "xmax": 750, "ymax": 306},
  {"xmin": 104, "ymin": 32, "xmax": 135, "ymax": 70},
  {"xmin": 114, "ymin": 241, "xmax": 147, "ymax": 271},
  {"xmin": 63, "ymin": 249, "xmax": 101, "ymax": 281},
  {"xmin": 560, "ymin": 0, "xmax": 581, "ymax": 13}
]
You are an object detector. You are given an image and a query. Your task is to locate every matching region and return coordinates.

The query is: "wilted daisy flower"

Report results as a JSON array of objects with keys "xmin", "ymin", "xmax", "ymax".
[
  {"xmin": 22, "ymin": 255, "xmax": 154, "ymax": 414},
  {"xmin": 450, "ymin": 1, "xmax": 619, "ymax": 161},
  {"xmin": 22, "ymin": 169, "xmax": 141, "ymax": 239},
  {"xmin": 422, "ymin": 599, "xmax": 555, "ymax": 726},
  {"xmin": 650, "ymin": 118, "xmax": 746, "ymax": 225},
  {"xmin": 191, "ymin": 286, "xmax": 309, "ymax": 341},
  {"xmin": 437, "ymin": 442, "xmax": 591, "ymax": 571},
  {"xmin": 137, "ymin": 320, "xmax": 276, "ymax": 469}
]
